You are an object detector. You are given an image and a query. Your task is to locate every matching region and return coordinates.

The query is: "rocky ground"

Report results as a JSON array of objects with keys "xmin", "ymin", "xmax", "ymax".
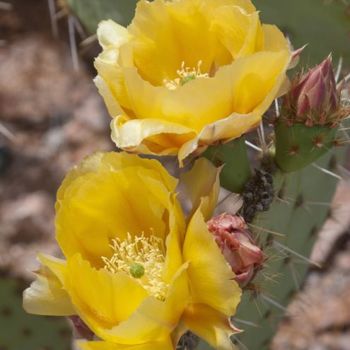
[
  {"xmin": 0, "ymin": 1, "xmax": 350, "ymax": 350},
  {"xmin": 0, "ymin": 0, "xmax": 113, "ymax": 278}
]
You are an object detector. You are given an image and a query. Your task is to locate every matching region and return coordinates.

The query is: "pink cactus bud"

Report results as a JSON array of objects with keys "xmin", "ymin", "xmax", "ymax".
[
  {"xmin": 207, "ymin": 214, "xmax": 264, "ymax": 286},
  {"xmin": 283, "ymin": 56, "xmax": 340, "ymax": 126}
]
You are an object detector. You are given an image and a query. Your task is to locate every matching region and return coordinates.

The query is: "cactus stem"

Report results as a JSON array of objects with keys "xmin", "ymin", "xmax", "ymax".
[
  {"xmin": 275, "ymin": 196, "xmax": 293, "ymax": 206},
  {"xmin": 289, "ymin": 263, "xmax": 301, "ymax": 290},
  {"xmin": 274, "ymin": 98, "xmax": 280, "ymax": 117},
  {"xmin": 0, "ymin": 123, "xmax": 16, "ymax": 143},
  {"xmin": 232, "ymin": 336, "xmax": 249, "ymax": 350},
  {"xmin": 284, "ymin": 195, "xmax": 331, "ymax": 208},
  {"xmin": 333, "ymin": 138, "xmax": 344, "ymax": 147},
  {"xmin": 312, "ymin": 163, "xmax": 342, "ymax": 180},
  {"xmin": 248, "ymin": 223, "xmax": 285, "ymax": 237},
  {"xmin": 338, "ymin": 123, "xmax": 350, "ymax": 140},
  {"xmin": 68, "ymin": 16, "xmax": 80, "ymax": 71},
  {"xmin": 337, "ymin": 72, "xmax": 350, "ymax": 89},
  {"xmin": 294, "ymin": 194, "xmax": 304, "ymax": 208},
  {"xmin": 261, "ymin": 294, "xmax": 288, "ymax": 313},
  {"xmin": 305, "ymin": 200, "xmax": 331, "ymax": 207},
  {"xmin": 339, "ymin": 164, "xmax": 350, "ymax": 178},
  {"xmin": 288, "ymin": 145, "xmax": 299, "ymax": 156},
  {"xmin": 245, "ymin": 140, "xmax": 263, "ymax": 153},
  {"xmin": 273, "ymin": 241, "xmax": 322, "ymax": 268},
  {"xmin": 312, "ymin": 134, "xmax": 325, "ymax": 148},
  {"xmin": 216, "ymin": 192, "xmax": 241, "ymax": 208},
  {"xmin": 47, "ymin": 0, "xmax": 59, "ymax": 38},
  {"xmin": 335, "ymin": 56, "xmax": 343, "ymax": 83},
  {"xmin": 232, "ymin": 318, "xmax": 260, "ymax": 328},
  {"xmin": 261, "ymin": 271, "xmax": 282, "ymax": 284},
  {"xmin": 257, "ymin": 122, "xmax": 268, "ymax": 153},
  {"xmin": 253, "ymin": 298, "xmax": 263, "ymax": 318}
]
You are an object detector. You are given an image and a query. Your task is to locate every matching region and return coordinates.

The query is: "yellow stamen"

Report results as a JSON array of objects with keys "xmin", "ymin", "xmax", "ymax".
[
  {"xmin": 164, "ymin": 60, "xmax": 209, "ymax": 90},
  {"xmin": 102, "ymin": 233, "xmax": 169, "ymax": 300}
]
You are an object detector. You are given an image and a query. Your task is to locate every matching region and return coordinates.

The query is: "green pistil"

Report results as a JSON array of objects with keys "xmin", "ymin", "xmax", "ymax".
[
  {"xmin": 130, "ymin": 263, "xmax": 145, "ymax": 279},
  {"xmin": 180, "ymin": 74, "xmax": 196, "ymax": 85}
]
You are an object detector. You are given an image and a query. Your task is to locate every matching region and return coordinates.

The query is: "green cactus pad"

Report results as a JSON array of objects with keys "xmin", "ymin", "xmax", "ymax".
[
  {"xmin": 0, "ymin": 277, "xmax": 72, "ymax": 350},
  {"xmin": 196, "ymin": 143, "xmax": 346, "ymax": 350},
  {"xmin": 275, "ymin": 121, "xmax": 337, "ymax": 173},
  {"xmin": 234, "ymin": 148, "xmax": 344, "ymax": 349},
  {"xmin": 255, "ymin": 0, "xmax": 350, "ymax": 66},
  {"xmin": 65, "ymin": 0, "xmax": 136, "ymax": 33},
  {"xmin": 204, "ymin": 138, "xmax": 251, "ymax": 193}
]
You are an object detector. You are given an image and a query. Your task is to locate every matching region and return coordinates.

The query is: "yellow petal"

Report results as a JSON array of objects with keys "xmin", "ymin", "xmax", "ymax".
[
  {"xmin": 94, "ymin": 75, "xmax": 124, "ymax": 117},
  {"xmin": 180, "ymin": 158, "xmax": 220, "ymax": 220},
  {"xmin": 111, "ymin": 116, "xmax": 196, "ymax": 156},
  {"xmin": 56, "ymin": 152, "xmax": 178, "ymax": 266},
  {"xmin": 23, "ymin": 254, "xmax": 74, "ymax": 316},
  {"xmin": 183, "ymin": 304, "xmax": 240, "ymax": 350},
  {"xmin": 99, "ymin": 263, "xmax": 189, "ymax": 344},
  {"xmin": 262, "ymin": 24, "xmax": 291, "ymax": 52},
  {"xmin": 212, "ymin": 7, "xmax": 262, "ymax": 58},
  {"xmin": 97, "ymin": 20, "xmax": 130, "ymax": 49},
  {"xmin": 78, "ymin": 338, "xmax": 173, "ymax": 350},
  {"xmin": 163, "ymin": 195, "xmax": 186, "ymax": 282},
  {"xmin": 65, "ymin": 254, "xmax": 148, "ymax": 335},
  {"xmin": 111, "ymin": 47, "xmax": 289, "ymax": 164},
  {"xmin": 128, "ymin": 0, "xmax": 232, "ymax": 86},
  {"xmin": 183, "ymin": 205, "xmax": 241, "ymax": 316},
  {"xmin": 228, "ymin": 50, "xmax": 290, "ymax": 114},
  {"xmin": 94, "ymin": 47, "xmax": 132, "ymax": 113},
  {"xmin": 202, "ymin": 0, "xmax": 256, "ymax": 14}
]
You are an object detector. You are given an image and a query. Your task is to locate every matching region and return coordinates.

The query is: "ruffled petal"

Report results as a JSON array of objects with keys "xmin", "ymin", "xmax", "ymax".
[
  {"xmin": 78, "ymin": 338, "xmax": 173, "ymax": 350},
  {"xmin": 183, "ymin": 205, "xmax": 241, "ymax": 316},
  {"xmin": 97, "ymin": 20, "xmax": 130, "ymax": 49},
  {"xmin": 262, "ymin": 24, "xmax": 291, "ymax": 52},
  {"xmin": 183, "ymin": 304, "xmax": 240, "ymax": 350},
  {"xmin": 99, "ymin": 263, "xmax": 189, "ymax": 344},
  {"xmin": 56, "ymin": 152, "xmax": 178, "ymax": 266},
  {"xmin": 212, "ymin": 7, "xmax": 262, "ymax": 58},
  {"xmin": 180, "ymin": 158, "xmax": 220, "ymax": 220},
  {"xmin": 111, "ymin": 116, "xmax": 196, "ymax": 156},
  {"xmin": 23, "ymin": 254, "xmax": 74, "ymax": 316},
  {"xmin": 65, "ymin": 254, "xmax": 148, "ymax": 335}
]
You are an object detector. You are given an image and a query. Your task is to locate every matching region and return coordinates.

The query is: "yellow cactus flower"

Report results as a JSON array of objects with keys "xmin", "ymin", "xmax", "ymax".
[
  {"xmin": 94, "ymin": 0, "xmax": 291, "ymax": 165},
  {"xmin": 23, "ymin": 152, "xmax": 241, "ymax": 349}
]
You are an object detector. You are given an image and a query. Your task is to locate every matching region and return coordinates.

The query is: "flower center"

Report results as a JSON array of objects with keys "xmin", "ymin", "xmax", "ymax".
[
  {"xmin": 164, "ymin": 61, "xmax": 209, "ymax": 90},
  {"xmin": 102, "ymin": 233, "xmax": 169, "ymax": 300}
]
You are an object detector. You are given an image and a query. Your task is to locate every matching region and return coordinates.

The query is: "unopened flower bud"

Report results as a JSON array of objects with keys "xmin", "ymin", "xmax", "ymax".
[
  {"xmin": 283, "ymin": 56, "xmax": 341, "ymax": 126},
  {"xmin": 207, "ymin": 214, "xmax": 264, "ymax": 286}
]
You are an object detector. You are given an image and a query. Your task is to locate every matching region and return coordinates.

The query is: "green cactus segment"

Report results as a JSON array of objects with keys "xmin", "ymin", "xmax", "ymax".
[
  {"xmin": 0, "ymin": 277, "xmax": 72, "ymax": 350},
  {"xmin": 234, "ymin": 148, "xmax": 344, "ymax": 350},
  {"xmin": 66, "ymin": 0, "xmax": 137, "ymax": 33},
  {"xmin": 275, "ymin": 121, "xmax": 337, "ymax": 173},
  {"xmin": 254, "ymin": 0, "xmax": 350, "ymax": 66},
  {"xmin": 204, "ymin": 138, "xmax": 252, "ymax": 193}
]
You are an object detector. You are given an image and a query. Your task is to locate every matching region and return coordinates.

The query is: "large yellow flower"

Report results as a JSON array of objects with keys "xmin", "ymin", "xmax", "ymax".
[
  {"xmin": 23, "ymin": 152, "xmax": 241, "ymax": 349},
  {"xmin": 94, "ymin": 0, "xmax": 291, "ymax": 164}
]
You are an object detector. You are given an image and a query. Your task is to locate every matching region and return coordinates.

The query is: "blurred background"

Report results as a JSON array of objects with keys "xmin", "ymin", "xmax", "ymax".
[{"xmin": 0, "ymin": 0, "xmax": 350, "ymax": 349}]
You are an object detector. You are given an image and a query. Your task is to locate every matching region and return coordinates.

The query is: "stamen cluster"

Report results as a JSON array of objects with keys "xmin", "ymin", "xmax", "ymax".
[
  {"xmin": 164, "ymin": 61, "xmax": 209, "ymax": 90},
  {"xmin": 102, "ymin": 233, "xmax": 169, "ymax": 300}
]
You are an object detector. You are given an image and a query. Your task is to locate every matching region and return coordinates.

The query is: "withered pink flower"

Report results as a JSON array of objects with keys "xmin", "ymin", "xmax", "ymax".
[
  {"xmin": 207, "ymin": 214, "xmax": 264, "ymax": 286},
  {"xmin": 283, "ymin": 56, "xmax": 340, "ymax": 126}
]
